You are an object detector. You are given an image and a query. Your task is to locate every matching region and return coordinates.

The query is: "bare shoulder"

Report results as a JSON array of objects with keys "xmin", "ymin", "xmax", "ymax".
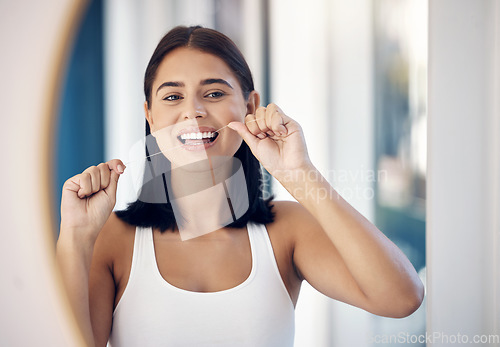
[
  {"xmin": 272, "ymin": 200, "xmax": 311, "ymax": 217},
  {"xmin": 268, "ymin": 200, "xmax": 322, "ymax": 255},
  {"xmin": 267, "ymin": 200, "xmax": 322, "ymax": 264},
  {"xmin": 270, "ymin": 200, "xmax": 320, "ymax": 235},
  {"xmin": 268, "ymin": 200, "xmax": 326, "ymax": 268}
]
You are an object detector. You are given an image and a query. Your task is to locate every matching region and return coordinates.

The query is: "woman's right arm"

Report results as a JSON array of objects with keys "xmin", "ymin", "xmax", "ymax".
[{"xmin": 56, "ymin": 160, "xmax": 125, "ymax": 347}]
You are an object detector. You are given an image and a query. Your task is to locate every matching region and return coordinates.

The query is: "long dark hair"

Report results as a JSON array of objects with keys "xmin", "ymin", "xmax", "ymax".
[{"xmin": 116, "ymin": 25, "xmax": 274, "ymax": 232}]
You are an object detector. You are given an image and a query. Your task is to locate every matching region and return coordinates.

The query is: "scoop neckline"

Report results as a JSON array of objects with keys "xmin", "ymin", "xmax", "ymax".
[{"xmin": 149, "ymin": 224, "xmax": 256, "ymax": 295}]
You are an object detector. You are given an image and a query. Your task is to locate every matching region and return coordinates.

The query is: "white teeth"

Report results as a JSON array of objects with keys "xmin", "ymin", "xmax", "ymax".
[{"xmin": 179, "ymin": 132, "xmax": 216, "ymax": 140}]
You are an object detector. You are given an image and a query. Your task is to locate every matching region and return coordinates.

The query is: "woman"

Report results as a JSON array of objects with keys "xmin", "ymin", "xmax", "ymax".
[{"xmin": 57, "ymin": 26, "xmax": 424, "ymax": 347}]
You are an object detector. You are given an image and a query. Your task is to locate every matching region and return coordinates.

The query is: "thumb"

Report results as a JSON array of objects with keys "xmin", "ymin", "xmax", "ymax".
[
  {"xmin": 227, "ymin": 121, "xmax": 259, "ymax": 149},
  {"xmin": 104, "ymin": 169, "xmax": 120, "ymax": 200}
]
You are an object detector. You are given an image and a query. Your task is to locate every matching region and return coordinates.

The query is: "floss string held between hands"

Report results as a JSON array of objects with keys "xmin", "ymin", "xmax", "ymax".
[{"xmin": 124, "ymin": 119, "xmax": 258, "ymax": 166}]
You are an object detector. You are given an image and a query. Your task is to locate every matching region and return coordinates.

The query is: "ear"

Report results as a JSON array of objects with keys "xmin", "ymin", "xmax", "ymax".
[
  {"xmin": 246, "ymin": 91, "xmax": 260, "ymax": 115},
  {"xmin": 144, "ymin": 101, "xmax": 156, "ymax": 136}
]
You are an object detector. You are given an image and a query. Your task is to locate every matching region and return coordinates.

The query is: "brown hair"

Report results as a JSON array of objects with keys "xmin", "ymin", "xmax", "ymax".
[
  {"xmin": 116, "ymin": 25, "xmax": 274, "ymax": 232},
  {"xmin": 144, "ymin": 25, "xmax": 254, "ymax": 108}
]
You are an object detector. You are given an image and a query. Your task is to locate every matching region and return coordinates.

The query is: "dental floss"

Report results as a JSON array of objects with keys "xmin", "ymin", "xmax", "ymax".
[{"xmin": 124, "ymin": 119, "xmax": 257, "ymax": 166}]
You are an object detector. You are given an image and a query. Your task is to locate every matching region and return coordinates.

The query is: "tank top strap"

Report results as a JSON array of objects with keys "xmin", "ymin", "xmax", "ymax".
[
  {"xmin": 129, "ymin": 226, "xmax": 157, "ymax": 280},
  {"xmin": 247, "ymin": 222, "xmax": 266, "ymax": 260},
  {"xmin": 246, "ymin": 223, "xmax": 290, "ymax": 299}
]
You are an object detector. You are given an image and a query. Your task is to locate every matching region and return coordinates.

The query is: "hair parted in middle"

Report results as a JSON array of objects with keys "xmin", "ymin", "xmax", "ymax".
[{"xmin": 116, "ymin": 25, "xmax": 274, "ymax": 232}]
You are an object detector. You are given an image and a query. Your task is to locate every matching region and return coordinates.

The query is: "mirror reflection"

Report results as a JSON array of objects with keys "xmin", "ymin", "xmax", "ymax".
[{"xmin": 54, "ymin": 1, "xmax": 427, "ymax": 346}]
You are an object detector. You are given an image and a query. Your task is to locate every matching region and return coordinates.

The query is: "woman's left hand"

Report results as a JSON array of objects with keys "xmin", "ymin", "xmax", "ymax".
[{"xmin": 228, "ymin": 103, "xmax": 311, "ymax": 179}]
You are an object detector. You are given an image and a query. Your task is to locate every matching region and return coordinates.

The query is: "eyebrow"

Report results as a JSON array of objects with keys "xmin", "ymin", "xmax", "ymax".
[
  {"xmin": 156, "ymin": 78, "xmax": 233, "ymax": 95},
  {"xmin": 200, "ymin": 78, "xmax": 233, "ymax": 89},
  {"xmin": 156, "ymin": 81, "xmax": 184, "ymax": 95}
]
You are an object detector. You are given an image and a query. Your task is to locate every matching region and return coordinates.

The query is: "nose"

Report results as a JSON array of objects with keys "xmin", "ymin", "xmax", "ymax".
[{"xmin": 182, "ymin": 97, "xmax": 207, "ymax": 120}]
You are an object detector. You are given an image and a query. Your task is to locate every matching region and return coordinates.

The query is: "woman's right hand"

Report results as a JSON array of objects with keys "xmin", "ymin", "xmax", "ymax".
[{"xmin": 60, "ymin": 159, "xmax": 125, "ymax": 243}]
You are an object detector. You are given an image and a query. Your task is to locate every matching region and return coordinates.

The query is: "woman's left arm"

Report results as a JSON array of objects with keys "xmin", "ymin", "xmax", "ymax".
[{"xmin": 229, "ymin": 104, "xmax": 424, "ymax": 318}]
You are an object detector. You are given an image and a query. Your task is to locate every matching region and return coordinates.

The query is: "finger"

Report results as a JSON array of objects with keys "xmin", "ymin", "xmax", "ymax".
[
  {"xmin": 244, "ymin": 113, "xmax": 262, "ymax": 138},
  {"xmin": 106, "ymin": 159, "xmax": 126, "ymax": 174},
  {"xmin": 77, "ymin": 172, "xmax": 93, "ymax": 198},
  {"xmin": 255, "ymin": 106, "xmax": 270, "ymax": 137},
  {"xmin": 98, "ymin": 163, "xmax": 111, "ymax": 190},
  {"xmin": 62, "ymin": 174, "xmax": 82, "ymax": 194},
  {"xmin": 103, "ymin": 169, "xmax": 120, "ymax": 201},
  {"xmin": 227, "ymin": 121, "xmax": 259, "ymax": 149},
  {"xmin": 83, "ymin": 166, "xmax": 101, "ymax": 195},
  {"xmin": 264, "ymin": 104, "xmax": 280, "ymax": 137},
  {"xmin": 270, "ymin": 108, "xmax": 287, "ymax": 136},
  {"xmin": 65, "ymin": 175, "xmax": 81, "ymax": 197}
]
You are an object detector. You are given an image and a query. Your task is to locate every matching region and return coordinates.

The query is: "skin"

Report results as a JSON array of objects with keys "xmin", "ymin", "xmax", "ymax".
[{"xmin": 57, "ymin": 47, "xmax": 424, "ymax": 347}]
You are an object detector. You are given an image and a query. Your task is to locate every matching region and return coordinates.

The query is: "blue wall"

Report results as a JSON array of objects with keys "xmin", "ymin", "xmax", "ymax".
[{"xmin": 55, "ymin": 0, "xmax": 104, "ymax": 225}]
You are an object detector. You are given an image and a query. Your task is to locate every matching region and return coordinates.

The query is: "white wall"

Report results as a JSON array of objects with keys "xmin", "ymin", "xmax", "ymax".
[
  {"xmin": 427, "ymin": 0, "xmax": 500, "ymax": 345},
  {"xmin": 327, "ymin": 2, "xmax": 376, "ymax": 346},
  {"xmin": 269, "ymin": 0, "xmax": 375, "ymax": 346}
]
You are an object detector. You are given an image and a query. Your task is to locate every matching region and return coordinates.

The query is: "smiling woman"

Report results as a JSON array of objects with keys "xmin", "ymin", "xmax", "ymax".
[
  {"xmin": 146, "ymin": 47, "xmax": 249, "ymax": 161},
  {"xmin": 56, "ymin": 25, "xmax": 423, "ymax": 347},
  {"xmin": 115, "ymin": 27, "xmax": 273, "ymax": 237}
]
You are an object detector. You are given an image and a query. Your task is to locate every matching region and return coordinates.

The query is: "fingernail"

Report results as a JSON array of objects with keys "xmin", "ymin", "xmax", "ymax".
[
  {"xmin": 257, "ymin": 133, "xmax": 266, "ymax": 139},
  {"xmin": 117, "ymin": 165, "xmax": 124, "ymax": 173}
]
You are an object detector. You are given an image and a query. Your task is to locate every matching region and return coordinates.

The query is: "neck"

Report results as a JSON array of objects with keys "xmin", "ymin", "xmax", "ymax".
[{"xmin": 167, "ymin": 156, "xmax": 240, "ymax": 240}]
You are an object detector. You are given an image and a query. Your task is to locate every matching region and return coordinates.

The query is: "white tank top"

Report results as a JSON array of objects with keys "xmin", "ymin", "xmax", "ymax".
[{"xmin": 108, "ymin": 223, "xmax": 295, "ymax": 346}]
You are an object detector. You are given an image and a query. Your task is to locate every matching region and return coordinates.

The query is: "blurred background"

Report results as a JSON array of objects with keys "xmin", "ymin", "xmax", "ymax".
[
  {"xmin": 53, "ymin": 0, "xmax": 426, "ymax": 346},
  {"xmin": 3, "ymin": 0, "xmax": 499, "ymax": 347}
]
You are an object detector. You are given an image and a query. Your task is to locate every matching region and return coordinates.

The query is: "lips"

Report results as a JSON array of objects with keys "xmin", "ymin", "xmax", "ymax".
[{"xmin": 176, "ymin": 126, "xmax": 219, "ymax": 151}]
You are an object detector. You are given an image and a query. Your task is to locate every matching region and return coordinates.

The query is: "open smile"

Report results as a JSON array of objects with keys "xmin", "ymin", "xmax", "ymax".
[{"xmin": 176, "ymin": 126, "xmax": 220, "ymax": 151}]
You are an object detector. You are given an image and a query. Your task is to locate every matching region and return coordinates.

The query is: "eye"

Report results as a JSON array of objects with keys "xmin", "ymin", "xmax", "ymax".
[
  {"xmin": 205, "ymin": 91, "xmax": 225, "ymax": 99},
  {"xmin": 163, "ymin": 94, "xmax": 182, "ymax": 101}
]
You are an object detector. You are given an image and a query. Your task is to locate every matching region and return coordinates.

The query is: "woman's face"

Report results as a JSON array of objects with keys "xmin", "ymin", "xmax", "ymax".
[{"xmin": 145, "ymin": 47, "xmax": 258, "ymax": 168}]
